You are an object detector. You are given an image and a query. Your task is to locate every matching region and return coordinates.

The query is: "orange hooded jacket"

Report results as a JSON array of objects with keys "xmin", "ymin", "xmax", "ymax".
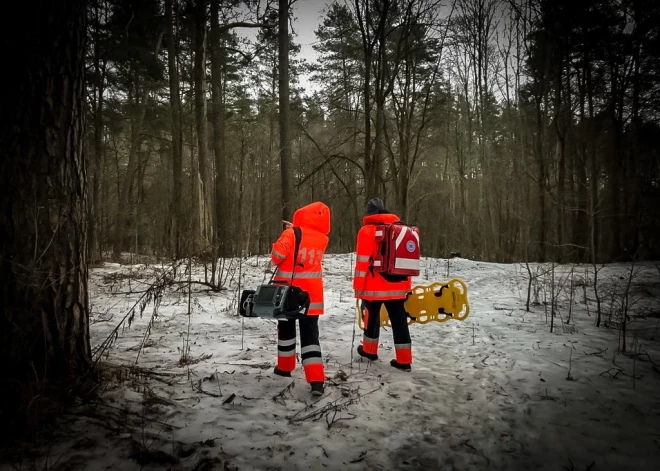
[
  {"xmin": 270, "ymin": 201, "xmax": 330, "ymax": 315},
  {"xmin": 353, "ymin": 213, "xmax": 412, "ymax": 300}
]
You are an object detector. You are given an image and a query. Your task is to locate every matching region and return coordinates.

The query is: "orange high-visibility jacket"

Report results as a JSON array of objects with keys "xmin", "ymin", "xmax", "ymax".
[
  {"xmin": 353, "ymin": 213, "xmax": 412, "ymax": 301},
  {"xmin": 271, "ymin": 201, "xmax": 330, "ymax": 315}
]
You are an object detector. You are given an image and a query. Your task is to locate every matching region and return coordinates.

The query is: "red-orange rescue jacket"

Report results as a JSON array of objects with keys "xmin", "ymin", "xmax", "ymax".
[
  {"xmin": 353, "ymin": 213, "xmax": 412, "ymax": 301},
  {"xmin": 271, "ymin": 201, "xmax": 330, "ymax": 315}
]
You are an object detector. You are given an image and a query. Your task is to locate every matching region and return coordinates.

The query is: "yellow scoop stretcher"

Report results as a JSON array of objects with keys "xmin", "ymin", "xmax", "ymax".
[{"xmin": 356, "ymin": 278, "xmax": 470, "ymax": 329}]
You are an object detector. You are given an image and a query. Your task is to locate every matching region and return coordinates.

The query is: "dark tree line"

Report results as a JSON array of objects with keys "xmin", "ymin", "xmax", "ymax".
[{"xmin": 80, "ymin": 0, "xmax": 660, "ymax": 265}]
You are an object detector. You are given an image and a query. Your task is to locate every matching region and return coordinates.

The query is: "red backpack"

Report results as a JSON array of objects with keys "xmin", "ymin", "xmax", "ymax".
[{"xmin": 372, "ymin": 222, "xmax": 420, "ymax": 277}]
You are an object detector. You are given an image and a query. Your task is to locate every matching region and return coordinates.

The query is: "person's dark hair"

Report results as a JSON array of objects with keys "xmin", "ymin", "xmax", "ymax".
[{"xmin": 366, "ymin": 198, "xmax": 387, "ymax": 215}]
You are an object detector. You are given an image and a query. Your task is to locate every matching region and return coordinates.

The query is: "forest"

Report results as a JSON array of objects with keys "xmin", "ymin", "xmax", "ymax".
[
  {"xmin": 80, "ymin": 0, "xmax": 659, "ymax": 265},
  {"xmin": 1, "ymin": 0, "xmax": 659, "ymax": 466}
]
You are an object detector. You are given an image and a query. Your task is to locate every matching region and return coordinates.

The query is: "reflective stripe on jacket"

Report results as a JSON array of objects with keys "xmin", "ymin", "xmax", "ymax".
[
  {"xmin": 271, "ymin": 201, "xmax": 330, "ymax": 315},
  {"xmin": 353, "ymin": 213, "xmax": 412, "ymax": 301}
]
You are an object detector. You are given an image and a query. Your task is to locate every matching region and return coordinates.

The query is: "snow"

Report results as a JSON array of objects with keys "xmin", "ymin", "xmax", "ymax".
[{"xmin": 5, "ymin": 255, "xmax": 660, "ymax": 470}]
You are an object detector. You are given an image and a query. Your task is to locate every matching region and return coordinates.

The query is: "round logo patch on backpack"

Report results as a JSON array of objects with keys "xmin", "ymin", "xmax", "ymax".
[{"xmin": 406, "ymin": 240, "xmax": 416, "ymax": 252}]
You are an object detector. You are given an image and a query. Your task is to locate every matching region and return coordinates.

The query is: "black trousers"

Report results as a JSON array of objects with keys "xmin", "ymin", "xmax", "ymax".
[
  {"xmin": 362, "ymin": 299, "xmax": 412, "ymax": 363},
  {"xmin": 277, "ymin": 316, "xmax": 325, "ymax": 382}
]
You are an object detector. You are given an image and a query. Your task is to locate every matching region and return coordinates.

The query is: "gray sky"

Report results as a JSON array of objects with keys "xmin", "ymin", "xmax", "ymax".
[
  {"xmin": 237, "ymin": 0, "xmax": 331, "ymax": 95},
  {"xmin": 292, "ymin": 0, "xmax": 331, "ymax": 61},
  {"xmin": 291, "ymin": 0, "xmax": 333, "ymax": 93}
]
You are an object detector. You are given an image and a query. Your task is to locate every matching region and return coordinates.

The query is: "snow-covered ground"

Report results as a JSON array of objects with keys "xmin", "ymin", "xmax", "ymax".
[{"xmin": 6, "ymin": 255, "xmax": 660, "ymax": 470}]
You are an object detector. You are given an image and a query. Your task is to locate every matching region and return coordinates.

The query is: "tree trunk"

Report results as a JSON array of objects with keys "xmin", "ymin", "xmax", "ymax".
[
  {"xmin": 341, "ymin": 25, "xmax": 360, "ymax": 227},
  {"xmin": 194, "ymin": 0, "xmax": 210, "ymax": 250},
  {"xmin": 238, "ymin": 132, "xmax": 247, "ymax": 253},
  {"xmin": 629, "ymin": 32, "xmax": 642, "ymax": 257},
  {"xmin": 535, "ymin": 102, "xmax": 547, "ymax": 262},
  {"xmin": 166, "ymin": 0, "xmax": 183, "ymax": 257},
  {"xmin": 372, "ymin": 0, "xmax": 390, "ymax": 202},
  {"xmin": 90, "ymin": 92, "xmax": 104, "ymax": 264},
  {"xmin": 89, "ymin": 1, "xmax": 105, "ymax": 265},
  {"xmin": 609, "ymin": 74, "xmax": 623, "ymax": 261},
  {"xmin": 0, "ymin": 0, "xmax": 91, "ymax": 436},
  {"xmin": 586, "ymin": 57, "xmax": 599, "ymax": 261},
  {"xmin": 363, "ymin": 49, "xmax": 374, "ymax": 201},
  {"xmin": 554, "ymin": 55, "xmax": 566, "ymax": 262},
  {"xmin": 354, "ymin": 0, "xmax": 375, "ymax": 204},
  {"xmin": 279, "ymin": 0, "xmax": 293, "ymax": 222},
  {"xmin": 211, "ymin": 0, "xmax": 228, "ymax": 255},
  {"xmin": 575, "ymin": 63, "xmax": 588, "ymax": 261}
]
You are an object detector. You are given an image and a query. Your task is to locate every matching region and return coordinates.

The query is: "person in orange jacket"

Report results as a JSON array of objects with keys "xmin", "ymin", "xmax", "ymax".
[
  {"xmin": 270, "ymin": 201, "xmax": 330, "ymax": 396},
  {"xmin": 353, "ymin": 198, "xmax": 412, "ymax": 371}
]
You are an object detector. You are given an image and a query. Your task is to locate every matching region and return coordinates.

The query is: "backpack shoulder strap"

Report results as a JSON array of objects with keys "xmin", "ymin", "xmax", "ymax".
[{"xmin": 291, "ymin": 226, "xmax": 302, "ymax": 284}]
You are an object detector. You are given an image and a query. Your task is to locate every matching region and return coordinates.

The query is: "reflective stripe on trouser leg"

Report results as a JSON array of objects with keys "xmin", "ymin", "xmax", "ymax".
[
  {"xmin": 394, "ymin": 343, "xmax": 412, "ymax": 364},
  {"xmin": 362, "ymin": 300, "xmax": 382, "ymax": 355},
  {"xmin": 386, "ymin": 299, "xmax": 412, "ymax": 364},
  {"xmin": 362, "ymin": 334, "xmax": 379, "ymax": 355},
  {"xmin": 302, "ymin": 358, "xmax": 324, "ymax": 383},
  {"xmin": 277, "ymin": 320, "xmax": 297, "ymax": 371},
  {"xmin": 299, "ymin": 316, "xmax": 325, "ymax": 383}
]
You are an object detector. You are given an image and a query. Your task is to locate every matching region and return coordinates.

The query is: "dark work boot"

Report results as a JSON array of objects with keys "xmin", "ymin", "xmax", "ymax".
[
  {"xmin": 273, "ymin": 366, "xmax": 292, "ymax": 377},
  {"xmin": 357, "ymin": 345, "xmax": 378, "ymax": 361},
  {"xmin": 390, "ymin": 359, "xmax": 411, "ymax": 371},
  {"xmin": 310, "ymin": 382, "xmax": 325, "ymax": 396}
]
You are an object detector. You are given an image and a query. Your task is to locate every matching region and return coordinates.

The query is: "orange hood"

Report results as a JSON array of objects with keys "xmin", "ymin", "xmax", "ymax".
[
  {"xmin": 363, "ymin": 213, "xmax": 400, "ymax": 226},
  {"xmin": 292, "ymin": 201, "xmax": 331, "ymax": 235}
]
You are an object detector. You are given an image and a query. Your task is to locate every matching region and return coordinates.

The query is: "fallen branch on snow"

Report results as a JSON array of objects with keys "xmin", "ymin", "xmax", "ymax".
[
  {"xmin": 625, "ymin": 351, "xmax": 660, "ymax": 373},
  {"xmin": 584, "ymin": 348, "xmax": 607, "ymax": 358},
  {"xmin": 326, "ymin": 410, "xmax": 357, "ymax": 429},
  {"xmin": 193, "ymin": 378, "xmax": 222, "ymax": 398},
  {"xmin": 102, "ymin": 363, "xmax": 183, "ymax": 386},
  {"xmin": 112, "ymin": 280, "xmax": 228, "ymax": 295},
  {"xmin": 91, "ymin": 258, "xmax": 187, "ymax": 369},
  {"xmin": 599, "ymin": 367, "xmax": 642, "ymax": 380},
  {"xmin": 177, "ymin": 352, "xmax": 213, "ymax": 367},
  {"xmin": 287, "ymin": 386, "xmax": 381, "ymax": 425},
  {"xmin": 272, "ymin": 381, "xmax": 296, "ymax": 405}
]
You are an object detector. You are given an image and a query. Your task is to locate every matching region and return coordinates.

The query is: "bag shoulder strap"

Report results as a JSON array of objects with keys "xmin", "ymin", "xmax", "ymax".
[{"xmin": 291, "ymin": 226, "xmax": 302, "ymax": 284}]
